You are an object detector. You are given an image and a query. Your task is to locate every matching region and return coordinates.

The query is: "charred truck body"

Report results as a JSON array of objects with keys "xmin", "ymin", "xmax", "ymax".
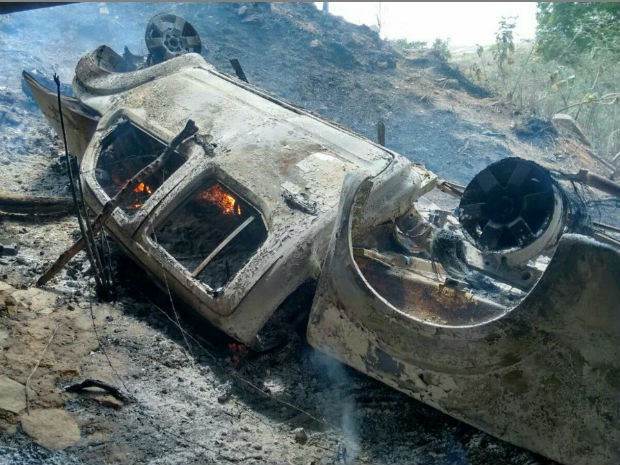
[{"xmin": 23, "ymin": 14, "xmax": 620, "ymax": 465}]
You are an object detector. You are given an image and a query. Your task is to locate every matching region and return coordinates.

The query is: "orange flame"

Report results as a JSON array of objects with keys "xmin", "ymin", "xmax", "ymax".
[
  {"xmin": 125, "ymin": 181, "xmax": 154, "ymax": 210},
  {"xmin": 198, "ymin": 184, "xmax": 242, "ymax": 215},
  {"xmin": 134, "ymin": 182, "xmax": 153, "ymax": 195}
]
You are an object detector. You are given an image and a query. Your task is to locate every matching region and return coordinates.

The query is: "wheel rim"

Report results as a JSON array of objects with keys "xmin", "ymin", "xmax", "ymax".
[
  {"xmin": 145, "ymin": 14, "xmax": 202, "ymax": 64},
  {"xmin": 458, "ymin": 157, "xmax": 556, "ymax": 251}
]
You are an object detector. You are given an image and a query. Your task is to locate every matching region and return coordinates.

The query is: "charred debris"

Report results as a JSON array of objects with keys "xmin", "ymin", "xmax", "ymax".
[{"xmin": 4, "ymin": 10, "xmax": 620, "ymax": 465}]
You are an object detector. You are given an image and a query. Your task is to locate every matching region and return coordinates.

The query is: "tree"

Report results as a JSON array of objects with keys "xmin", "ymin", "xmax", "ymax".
[
  {"xmin": 536, "ymin": 2, "xmax": 620, "ymax": 61},
  {"xmin": 494, "ymin": 16, "xmax": 516, "ymax": 75}
]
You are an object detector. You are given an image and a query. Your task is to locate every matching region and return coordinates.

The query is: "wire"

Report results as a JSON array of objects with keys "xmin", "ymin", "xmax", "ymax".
[{"xmin": 53, "ymin": 73, "xmax": 109, "ymax": 296}]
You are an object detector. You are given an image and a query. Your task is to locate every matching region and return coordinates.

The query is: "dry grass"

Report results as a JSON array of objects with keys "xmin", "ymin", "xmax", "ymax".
[{"xmin": 453, "ymin": 41, "xmax": 620, "ymax": 161}]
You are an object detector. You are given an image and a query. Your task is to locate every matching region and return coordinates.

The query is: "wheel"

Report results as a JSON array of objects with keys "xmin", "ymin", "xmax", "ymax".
[
  {"xmin": 458, "ymin": 157, "xmax": 556, "ymax": 251},
  {"xmin": 145, "ymin": 13, "xmax": 202, "ymax": 65}
]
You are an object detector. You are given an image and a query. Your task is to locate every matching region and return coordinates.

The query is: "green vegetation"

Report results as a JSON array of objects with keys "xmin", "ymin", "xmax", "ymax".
[
  {"xmin": 390, "ymin": 37, "xmax": 451, "ymax": 61},
  {"xmin": 390, "ymin": 38, "xmax": 428, "ymax": 51},
  {"xmin": 452, "ymin": 3, "xmax": 620, "ymax": 161},
  {"xmin": 535, "ymin": 2, "xmax": 620, "ymax": 62}
]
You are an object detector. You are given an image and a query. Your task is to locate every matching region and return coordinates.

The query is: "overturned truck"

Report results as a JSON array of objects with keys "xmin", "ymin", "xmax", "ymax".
[{"xmin": 23, "ymin": 14, "xmax": 620, "ymax": 465}]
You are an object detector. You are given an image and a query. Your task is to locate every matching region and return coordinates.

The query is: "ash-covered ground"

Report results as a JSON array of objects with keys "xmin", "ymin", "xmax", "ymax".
[{"xmin": 1, "ymin": 3, "xmax": 613, "ymax": 465}]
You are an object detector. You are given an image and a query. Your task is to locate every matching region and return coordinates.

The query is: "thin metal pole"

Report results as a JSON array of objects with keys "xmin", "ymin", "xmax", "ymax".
[{"xmin": 191, "ymin": 215, "xmax": 255, "ymax": 278}]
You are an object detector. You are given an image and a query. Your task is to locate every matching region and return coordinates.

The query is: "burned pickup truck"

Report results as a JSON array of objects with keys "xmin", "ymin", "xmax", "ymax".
[{"xmin": 23, "ymin": 14, "xmax": 619, "ymax": 465}]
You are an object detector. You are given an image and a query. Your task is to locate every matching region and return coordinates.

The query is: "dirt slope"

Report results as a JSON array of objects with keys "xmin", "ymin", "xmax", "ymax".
[{"xmin": 0, "ymin": 3, "xmax": 610, "ymax": 465}]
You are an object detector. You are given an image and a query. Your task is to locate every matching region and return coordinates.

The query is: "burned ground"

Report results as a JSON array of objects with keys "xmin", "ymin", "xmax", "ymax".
[{"xmin": 0, "ymin": 3, "xmax": 613, "ymax": 465}]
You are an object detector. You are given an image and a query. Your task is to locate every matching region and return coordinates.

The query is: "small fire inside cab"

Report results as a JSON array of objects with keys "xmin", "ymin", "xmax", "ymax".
[
  {"xmin": 95, "ymin": 121, "xmax": 185, "ymax": 212},
  {"xmin": 153, "ymin": 180, "xmax": 267, "ymax": 291}
]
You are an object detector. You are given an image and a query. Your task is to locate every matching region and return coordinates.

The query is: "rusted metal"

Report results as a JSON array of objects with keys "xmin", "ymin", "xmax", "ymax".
[{"xmin": 307, "ymin": 173, "xmax": 620, "ymax": 465}]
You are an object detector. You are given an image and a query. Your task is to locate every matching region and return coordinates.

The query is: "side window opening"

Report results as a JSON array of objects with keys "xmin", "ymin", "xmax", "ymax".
[
  {"xmin": 153, "ymin": 180, "xmax": 268, "ymax": 291},
  {"xmin": 95, "ymin": 121, "xmax": 185, "ymax": 212}
]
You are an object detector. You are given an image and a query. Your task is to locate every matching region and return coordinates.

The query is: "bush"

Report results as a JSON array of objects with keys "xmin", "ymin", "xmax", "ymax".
[
  {"xmin": 453, "ymin": 12, "xmax": 620, "ymax": 162},
  {"xmin": 431, "ymin": 38, "xmax": 451, "ymax": 61},
  {"xmin": 388, "ymin": 37, "xmax": 451, "ymax": 62},
  {"xmin": 389, "ymin": 38, "xmax": 428, "ymax": 52}
]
